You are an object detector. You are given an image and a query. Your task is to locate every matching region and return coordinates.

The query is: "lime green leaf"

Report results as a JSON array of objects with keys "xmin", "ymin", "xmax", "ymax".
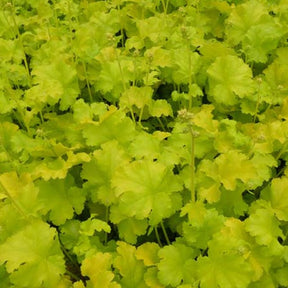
[
  {"xmin": 241, "ymin": 123, "xmax": 274, "ymax": 154},
  {"xmin": 225, "ymin": 1, "xmax": 270, "ymax": 45},
  {"xmin": 0, "ymin": 39, "xmax": 23, "ymax": 63},
  {"xmin": 30, "ymin": 157, "xmax": 67, "ymax": 180},
  {"xmin": 158, "ymin": 124, "xmax": 191, "ymax": 166},
  {"xmin": 81, "ymin": 140, "xmax": 130, "ymax": 205},
  {"xmin": 0, "ymin": 265, "xmax": 10, "ymax": 288},
  {"xmin": 80, "ymin": 218, "xmax": 111, "ymax": 236},
  {"xmin": 120, "ymin": 86, "xmax": 153, "ymax": 110},
  {"xmin": 196, "ymin": 253, "xmax": 253, "ymax": 288},
  {"xmin": 182, "ymin": 204, "xmax": 225, "ymax": 249},
  {"xmin": 245, "ymin": 208, "xmax": 284, "ymax": 246},
  {"xmin": 215, "ymin": 151, "xmax": 257, "ymax": 190},
  {"xmin": 28, "ymin": 58, "xmax": 80, "ymax": 110},
  {"xmin": 73, "ymin": 99, "xmax": 107, "ymax": 124},
  {"xmin": 242, "ymin": 23, "xmax": 283, "ymax": 63},
  {"xmin": 192, "ymin": 105, "xmax": 218, "ymax": 134},
  {"xmin": 114, "ymin": 241, "xmax": 147, "ymax": 288},
  {"xmin": 149, "ymin": 100, "xmax": 173, "ymax": 117},
  {"xmin": 172, "ymin": 49, "xmax": 201, "ymax": 85},
  {"xmin": 81, "ymin": 253, "xmax": 120, "ymax": 288},
  {"xmin": 209, "ymin": 218, "xmax": 264, "ymax": 281},
  {"xmin": 26, "ymin": 151, "xmax": 90, "ymax": 181},
  {"xmin": 247, "ymin": 274, "xmax": 276, "ymax": 288},
  {"xmin": 249, "ymin": 153, "xmax": 277, "ymax": 188},
  {"xmin": 261, "ymin": 177, "xmax": 288, "ymax": 221},
  {"xmin": 199, "ymin": 40, "xmax": 236, "ymax": 58},
  {"xmin": 59, "ymin": 220, "xmax": 81, "ymax": 250},
  {"xmin": 41, "ymin": 113, "xmax": 85, "ymax": 148},
  {"xmin": 213, "ymin": 185, "xmax": 249, "ymax": 217},
  {"xmin": 0, "ymin": 201, "xmax": 28, "ymax": 245},
  {"xmin": 181, "ymin": 201, "xmax": 207, "ymax": 224},
  {"xmin": 117, "ymin": 218, "xmax": 148, "ymax": 244},
  {"xmin": 0, "ymin": 172, "xmax": 41, "ymax": 217},
  {"xmin": 73, "ymin": 281, "xmax": 85, "ymax": 288},
  {"xmin": 136, "ymin": 242, "xmax": 160, "ymax": 266},
  {"xmin": 0, "ymin": 90, "xmax": 16, "ymax": 114},
  {"xmin": 196, "ymin": 219, "xmax": 254, "ymax": 287},
  {"xmin": 199, "ymin": 151, "xmax": 257, "ymax": 190},
  {"xmin": 95, "ymin": 60, "xmax": 132, "ymax": 100},
  {"xmin": 111, "ymin": 160, "xmax": 182, "ymax": 225},
  {"xmin": 195, "ymin": 172, "xmax": 221, "ymax": 203},
  {"xmin": 207, "ymin": 55, "xmax": 254, "ymax": 105},
  {"xmin": 144, "ymin": 47, "xmax": 172, "ymax": 68},
  {"xmin": 143, "ymin": 267, "xmax": 165, "ymax": 288},
  {"xmin": 128, "ymin": 131, "xmax": 163, "ymax": 160},
  {"xmin": 158, "ymin": 243, "xmax": 197, "ymax": 287},
  {"xmin": 0, "ymin": 122, "xmax": 19, "ymax": 152},
  {"xmin": 36, "ymin": 174, "xmax": 86, "ymax": 225},
  {"xmin": 82, "ymin": 108, "xmax": 136, "ymax": 147},
  {"xmin": 73, "ymin": 23, "xmax": 101, "ymax": 61},
  {"xmin": 214, "ymin": 119, "xmax": 251, "ymax": 153},
  {"xmin": 274, "ymin": 265, "xmax": 288, "ymax": 287},
  {"xmin": 136, "ymin": 15, "xmax": 169, "ymax": 44},
  {"xmin": 263, "ymin": 59, "xmax": 288, "ymax": 104},
  {"xmin": 0, "ymin": 220, "xmax": 65, "ymax": 288}
]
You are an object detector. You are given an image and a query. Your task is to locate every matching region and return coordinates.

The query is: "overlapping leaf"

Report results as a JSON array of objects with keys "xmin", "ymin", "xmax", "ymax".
[
  {"xmin": 111, "ymin": 160, "xmax": 182, "ymax": 225},
  {"xmin": 0, "ymin": 220, "xmax": 65, "ymax": 288},
  {"xmin": 207, "ymin": 55, "xmax": 255, "ymax": 106}
]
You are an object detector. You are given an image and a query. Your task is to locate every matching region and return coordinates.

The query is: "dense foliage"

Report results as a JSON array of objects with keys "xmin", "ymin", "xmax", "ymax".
[{"xmin": 1, "ymin": 0, "xmax": 288, "ymax": 287}]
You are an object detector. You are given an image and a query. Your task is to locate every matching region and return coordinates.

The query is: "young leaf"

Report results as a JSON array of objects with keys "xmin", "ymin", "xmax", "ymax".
[
  {"xmin": 196, "ymin": 253, "xmax": 253, "ymax": 288},
  {"xmin": 181, "ymin": 204, "xmax": 225, "ymax": 249},
  {"xmin": 113, "ymin": 241, "xmax": 147, "ymax": 288},
  {"xmin": 81, "ymin": 140, "xmax": 130, "ymax": 206},
  {"xmin": 245, "ymin": 207, "xmax": 284, "ymax": 247},
  {"xmin": 82, "ymin": 108, "xmax": 136, "ymax": 147},
  {"xmin": 0, "ymin": 220, "xmax": 65, "ymax": 288},
  {"xmin": 111, "ymin": 160, "xmax": 182, "ymax": 225},
  {"xmin": 225, "ymin": 1, "xmax": 269, "ymax": 45},
  {"xmin": 81, "ymin": 253, "xmax": 120, "ymax": 288},
  {"xmin": 261, "ymin": 177, "xmax": 288, "ymax": 221},
  {"xmin": 136, "ymin": 242, "xmax": 160, "ymax": 266},
  {"xmin": 207, "ymin": 55, "xmax": 254, "ymax": 105},
  {"xmin": 36, "ymin": 174, "xmax": 86, "ymax": 225},
  {"xmin": 117, "ymin": 218, "xmax": 148, "ymax": 244},
  {"xmin": 157, "ymin": 243, "xmax": 198, "ymax": 287}
]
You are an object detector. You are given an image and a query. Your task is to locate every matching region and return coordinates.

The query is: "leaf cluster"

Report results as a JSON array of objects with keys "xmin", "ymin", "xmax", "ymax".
[{"xmin": 1, "ymin": 0, "xmax": 288, "ymax": 287}]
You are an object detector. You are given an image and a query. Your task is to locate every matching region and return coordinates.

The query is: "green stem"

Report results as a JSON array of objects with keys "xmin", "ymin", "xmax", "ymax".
[
  {"xmin": 82, "ymin": 62, "xmax": 93, "ymax": 102},
  {"xmin": 61, "ymin": 243, "xmax": 78, "ymax": 267},
  {"xmin": 8, "ymin": 3, "xmax": 32, "ymax": 86},
  {"xmin": 188, "ymin": 49, "xmax": 193, "ymax": 111},
  {"xmin": 116, "ymin": 2, "xmax": 125, "ymax": 48},
  {"xmin": 116, "ymin": 50, "xmax": 136, "ymax": 124},
  {"xmin": 157, "ymin": 117, "xmax": 166, "ymax": 131},
  {"xmin": 161, "ymin": 0, "xmax": 169, "ymax": 14},
  {"xmin": 160, "ymin": 221, "xmax": 171, "ymax": 245},
  {"xmin": 39, "ymin": 111, "xmax": 44, "ymax": 124},
  {"xmin": 57, "ymin": 232, "xmax": 79, "ymax": 267},
  {"xmin": 276, "ymin": 143, "xmax": 288, "ymax": 161},
  {"xmin": 65, "ymin": 270, "xmax": 81, "ymax": 282},
  {"xmin": 138, "ymin": 107, "xmax": 144, "ymax": 124},
  {"xmin": 154, "ymin": 227, "xmax": 162, "ymax": 247},
  {"xmin": 190, "ymin": 128, "xmax": 195, "ymax": 202},
  {"xmin": 104, "ymin": 206, "xmax": 109, "ymax": 245},
  {"xmin": 130, "ymin": 107, "xmax": 136, "ymax": 124},
  {"xmin": 253, "ymin": 82, "xmax": 261, "ymax": 123}
]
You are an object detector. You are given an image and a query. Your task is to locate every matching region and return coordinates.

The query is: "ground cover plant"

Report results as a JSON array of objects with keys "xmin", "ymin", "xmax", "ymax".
[{"xmin": 1, "ymin": 0, "xmax": 288, "ymax": 287}]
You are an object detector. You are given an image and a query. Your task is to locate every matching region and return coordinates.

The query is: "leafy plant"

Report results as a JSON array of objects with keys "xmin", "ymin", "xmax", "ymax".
[{"xmin": 1, "ymin": 0, "xmax": 288, "ymax": 287}]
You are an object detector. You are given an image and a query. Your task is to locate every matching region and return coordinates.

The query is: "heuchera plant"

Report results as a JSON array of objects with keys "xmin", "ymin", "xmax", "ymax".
[{"xmin": 1, "ymin": 0, "xmax": 288, "ymax": 287}]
